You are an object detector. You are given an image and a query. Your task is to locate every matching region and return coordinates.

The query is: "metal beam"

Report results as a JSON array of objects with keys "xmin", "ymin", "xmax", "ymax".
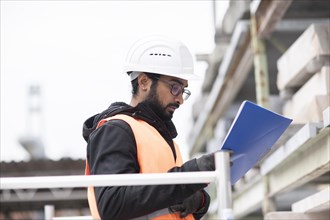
[
  {"xmin": 261, "ymin": 123, "xmax": 323, "ymax": 175},
  {"xmin": 232, "ymin": 127, "xmax": 330, "ymax": 218},
  {"xmin": 291, "ymin": 187, "xmax": 330, "ymax": 213},
  {"xmin": 275, "ymin": 18, "xmax": 330, "ymax": 32},
  {"xmin": 256, "ymin": 0, "xmax": 293, "ymax": 38},
  {"xmin": 233, "ymin": 176, "xmax": 264, "ymax": 219},
  {"xmin": 251, "ymin": 4, "xmax": 270, "ymax": 108},
  {"xmin": 265, "ymin": 211, "xmax": 329, "ymax": 220},
  {"xmin": 189, "ymin": 21, "xmax": 251, "ymax": 156},
  {"xmin": 189, "ymin": 0, "xmax": 294, "ymax": 155},
  {"xmin": 1, "ymin": 189, "xmax": 86, "ymax": 203},
  {"xmin": 267, "ymin": 127, "xmax": 330, "ymax": 196},
  {"xmin": 0, "ymin": 189, "xmax": 88, "ymax": 212}
]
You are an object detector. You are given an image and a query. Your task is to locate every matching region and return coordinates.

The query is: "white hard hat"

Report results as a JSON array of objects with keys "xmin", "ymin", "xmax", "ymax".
[{"xmin": 124, "ymin": 35, "xmax": 199, "ymax": 81}]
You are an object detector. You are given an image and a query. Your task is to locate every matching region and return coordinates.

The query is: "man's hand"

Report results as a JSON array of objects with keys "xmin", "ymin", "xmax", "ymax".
[
  {"xmin": 196, "ymin": 150, "xmax": 234, "ymax": 171},
  {"xmin": 169, "ymin": 191, "xmax": 204, "ymax": 218},
  {"xmin": 196, "ymin": 153, "xmax": 215, "ymax": 171}
]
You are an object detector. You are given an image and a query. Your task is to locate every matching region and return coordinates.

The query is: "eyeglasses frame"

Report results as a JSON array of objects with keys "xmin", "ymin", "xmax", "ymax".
[{"xmin": 150, "ymin": 75, "xmax": 191, "ymax": 101}]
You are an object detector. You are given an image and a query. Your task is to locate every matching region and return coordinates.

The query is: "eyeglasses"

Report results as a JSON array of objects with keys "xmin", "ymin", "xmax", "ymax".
[{"xmin": 152, "ymin": 76, "xmax": 191, "ymax": 101}]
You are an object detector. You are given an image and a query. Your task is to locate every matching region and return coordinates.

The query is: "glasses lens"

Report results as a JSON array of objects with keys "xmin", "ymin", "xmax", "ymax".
[
  {"xmin": 182, "ymin": 89, "xmax": 191, "ymax": 100},
  {"xmin": 171, "ymin": 84, "xmax": 182, "ymax": 96}
]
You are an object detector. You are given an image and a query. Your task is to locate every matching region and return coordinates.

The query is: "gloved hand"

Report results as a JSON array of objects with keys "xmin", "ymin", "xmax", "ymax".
[
  {"xmin": 196, "ymin": 150, "xmax": 234, "ymax": 171},
  {"xmin": 169, "ymin": 191, "xmax": 204, "ymax": 218},
  {"xmin": 192, "ymin": 190, "xmax": 211, "ymax": 220},
  {"xmin": 196, "ymin": 153, "xmax": 215, "ymax": 171}
]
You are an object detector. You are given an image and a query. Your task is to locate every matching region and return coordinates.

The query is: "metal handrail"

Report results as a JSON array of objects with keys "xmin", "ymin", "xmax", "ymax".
[
  {"xmin": 0, "ymin": 172, "xmax": 216, "ymax": 189},
  {"xmin": 0, "ymin": 151, "xmax": 233, "ymax": 220}
]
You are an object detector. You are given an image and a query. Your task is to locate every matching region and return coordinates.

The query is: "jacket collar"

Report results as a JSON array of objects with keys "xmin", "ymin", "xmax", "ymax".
[{"xmin": 82, "ymin": 102, "xmax": 178, "ymax": 142}]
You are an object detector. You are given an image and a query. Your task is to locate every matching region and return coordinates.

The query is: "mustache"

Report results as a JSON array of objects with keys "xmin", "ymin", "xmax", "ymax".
[{"xmin": 167, "ymin": 103, "xmax": 180, "ymax": 109}]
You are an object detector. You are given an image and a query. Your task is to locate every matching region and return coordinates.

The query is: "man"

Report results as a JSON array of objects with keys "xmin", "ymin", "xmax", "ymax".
[{"xmin": 83, "ymin": 36, "xmax": 216, "ymax": 220}]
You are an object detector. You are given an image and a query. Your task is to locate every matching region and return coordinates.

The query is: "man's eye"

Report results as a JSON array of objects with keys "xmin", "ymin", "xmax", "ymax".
[{"xmin": 172, "ymin": 85, "xmax": 182, "ymax": 94}]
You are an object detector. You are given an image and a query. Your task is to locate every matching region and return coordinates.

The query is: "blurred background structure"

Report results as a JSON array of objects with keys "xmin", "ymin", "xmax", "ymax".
[
  {"xmin": 1, "ymin": 0, "xmax": 329, "ymax": 219},
  {"xmin": 188, "ymin": 0, "xmax": 330, "ymax": 219},
  {"xmin": 18, "ymin": 84, "xmax": 46, "ymax": 160}
]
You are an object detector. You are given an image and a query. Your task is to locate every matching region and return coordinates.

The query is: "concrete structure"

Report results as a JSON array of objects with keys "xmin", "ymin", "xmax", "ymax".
[{"xmin": 189, "ymin": 0, "xmax": 330, "ymax": 219}]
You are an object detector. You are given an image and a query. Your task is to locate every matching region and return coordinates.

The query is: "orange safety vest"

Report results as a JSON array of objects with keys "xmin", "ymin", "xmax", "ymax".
[{"xmin": 85, "ymin": 114, "xmax": 194, "ymax": 220}]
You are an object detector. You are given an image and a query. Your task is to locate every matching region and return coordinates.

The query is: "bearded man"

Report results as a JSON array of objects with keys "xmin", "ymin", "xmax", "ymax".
[{"xmin": 83, "ymin": 36, "xmax": 216, "ymax": 220}]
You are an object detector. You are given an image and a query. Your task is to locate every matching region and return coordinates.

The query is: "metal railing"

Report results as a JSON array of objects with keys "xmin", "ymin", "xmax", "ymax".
[{"xmin": 0, "ymin": 151, "xmax": 233, "ymax": 220}]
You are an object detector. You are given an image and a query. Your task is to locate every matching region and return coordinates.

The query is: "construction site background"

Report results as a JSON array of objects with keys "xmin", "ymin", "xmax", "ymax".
[{"xmin": 1, "ymin": 0, "xmax": 329, "ymax": 219}]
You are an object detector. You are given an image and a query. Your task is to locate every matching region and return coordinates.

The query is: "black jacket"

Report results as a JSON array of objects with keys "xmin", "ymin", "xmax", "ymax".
[{"xmin": 83, "ymin": 102, "xmax": 210, "ymax": 220}]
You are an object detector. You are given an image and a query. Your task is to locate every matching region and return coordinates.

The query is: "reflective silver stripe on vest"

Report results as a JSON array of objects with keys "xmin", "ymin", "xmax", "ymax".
[{"xmin": 130, "ymin": 208, "xmax": 173, "ymax": 220}]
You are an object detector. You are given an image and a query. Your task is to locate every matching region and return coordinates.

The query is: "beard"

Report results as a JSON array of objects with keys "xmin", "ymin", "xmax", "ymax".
[{"xmin": 143, "ymin": 87, "xmax": 179, "ymax": 121}]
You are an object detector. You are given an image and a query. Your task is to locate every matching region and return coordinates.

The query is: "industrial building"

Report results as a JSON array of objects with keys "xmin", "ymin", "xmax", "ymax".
[{"xmin": 189, "ymin": 0, "xmax": 329, "ymax": 219}]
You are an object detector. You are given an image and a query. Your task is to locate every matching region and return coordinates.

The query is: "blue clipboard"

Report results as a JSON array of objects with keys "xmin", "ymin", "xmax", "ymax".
[{"xmin": 220, "ymin": 100, "xmax": 292, "ymax": 184}]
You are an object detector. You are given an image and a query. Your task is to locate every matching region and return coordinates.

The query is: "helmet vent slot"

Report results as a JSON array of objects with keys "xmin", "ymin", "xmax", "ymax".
[{"xmin": 149, "ymin": 53, "xmax": 172, "ymax": 57}]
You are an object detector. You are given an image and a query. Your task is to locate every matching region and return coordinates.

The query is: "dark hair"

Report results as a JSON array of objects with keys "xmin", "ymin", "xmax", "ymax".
[
  {"xmin": 131, "ymin": 78, "xmax": 139, "ymax": 95},
  {"xmin": 131, "ymin": 72, "xmax": 160, "ymax": 95}
]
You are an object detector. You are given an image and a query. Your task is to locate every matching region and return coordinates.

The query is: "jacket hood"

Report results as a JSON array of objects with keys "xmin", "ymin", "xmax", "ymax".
[
  {"xmin": 82, "ymin": 102, "xmax": 132, "ymax": 142},
  {"xmin": 82, "ymin": 102, "xmax": 178, "ymax": 142}
]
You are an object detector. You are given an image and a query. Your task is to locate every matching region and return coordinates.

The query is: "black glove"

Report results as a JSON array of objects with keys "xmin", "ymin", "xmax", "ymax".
[
  {"xmin": 169, "ymin": 191, "xmax": 204, "ymax": 218},
  {"xmin": 196, "ymin": 150, "xmax": 234, "ymax": 171},
  {"xmin": 192, "ymin": 190, "xmax": 211, "ymax": 220},
  {"xmin": 196, "ymin": 153, "xmax": 215, "ymax": 171}
]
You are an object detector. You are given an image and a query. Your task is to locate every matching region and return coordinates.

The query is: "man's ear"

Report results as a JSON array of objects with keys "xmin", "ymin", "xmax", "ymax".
[{"xmin": 138, "ymin": 73, "xmax": 151, "ymax": 91}]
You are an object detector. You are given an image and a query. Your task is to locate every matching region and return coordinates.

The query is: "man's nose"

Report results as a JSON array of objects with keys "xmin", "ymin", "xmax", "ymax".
[{"xmin": 175, "ymin": 94, "xmax": 184, "ymax": 105}]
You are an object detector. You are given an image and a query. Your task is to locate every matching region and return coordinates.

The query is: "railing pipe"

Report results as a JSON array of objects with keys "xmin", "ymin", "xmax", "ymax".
[
  {"xmin": 0, "ymin": 171, "xmax": 216, "ymax": 190},
  {"xmin": 2, "ymin": 154, "xmax": 234, "ymax": 220},
  {"xmin": 44, "ymin": 205, "xmax": 55, "ymax": 220},
  {"xmin": 215, "ymin": 150, "xmax": 233, "ymax": 220}
]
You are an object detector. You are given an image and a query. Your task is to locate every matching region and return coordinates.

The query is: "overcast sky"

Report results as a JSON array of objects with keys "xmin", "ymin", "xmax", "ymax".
[{"xmin": 1, "ymin": 1, "xmax": 228, "ymax": 162}]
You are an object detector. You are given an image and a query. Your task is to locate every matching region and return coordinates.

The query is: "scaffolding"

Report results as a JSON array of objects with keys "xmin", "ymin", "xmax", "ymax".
[{"xmin": 189, "ymin": 0, "xmax": 330, "ymax": 219}]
